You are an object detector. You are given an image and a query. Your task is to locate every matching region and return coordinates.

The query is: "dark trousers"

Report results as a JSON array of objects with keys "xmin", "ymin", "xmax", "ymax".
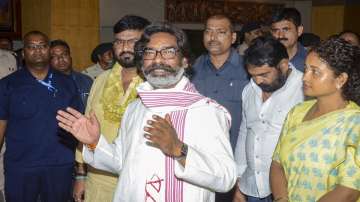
[
  {"xmin": 215, "ymin": 185, "xmax": 236, "ymax": 202},
  {"xmin": 5, "ymin": 164, "xmax": 73, "ymax": 202}
]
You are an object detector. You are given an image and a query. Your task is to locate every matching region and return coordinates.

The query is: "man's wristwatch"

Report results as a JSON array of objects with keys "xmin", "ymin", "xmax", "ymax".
[{"xmin": 174, "ymin": 143, "xmax": 188, "ymax": 161}]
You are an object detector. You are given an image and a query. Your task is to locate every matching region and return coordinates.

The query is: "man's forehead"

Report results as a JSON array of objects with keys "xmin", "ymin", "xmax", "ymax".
[
  {"xmin": 272, "ymin": 20, "xmax": 296, "ymax": 28},
  {"xmin": 146, "ymin": 32, "xmax": 177, "ymax": 48},
  {"xmin": 25, "ymin": 35, "xmax": 48, "ymax": 44},
  {"xmin": 51, "ymin": 46, "xmax": 68, "ymax": 54},
  {"xmin": 248, "ymin": 64, "xmax": 275, "ymax": 73},
  {"xmin": 206, "ymin": 18, "xmax": 231, "ymax": 29},
  {"xmin": 115, "ymin": 29, "xmax": 143, "ymax": 39}
]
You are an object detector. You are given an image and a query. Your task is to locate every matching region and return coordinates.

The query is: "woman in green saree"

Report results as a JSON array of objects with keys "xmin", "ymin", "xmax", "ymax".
[{"xmin": 270, "ymin": 37, "xmax": 360, "ymax": 202}]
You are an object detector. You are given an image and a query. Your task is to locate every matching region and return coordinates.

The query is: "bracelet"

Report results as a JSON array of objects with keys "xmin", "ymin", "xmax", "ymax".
[
  {"xmin": 75, "ymin": 172, "xmax": 87, "ymax": 176},
  {"xmin": 274, "ymin": 196, "xmax": 289, "ymax": 202},
  {"xmin": 74, "ymin": 175, "xmax": 87, "ymax": 181}
]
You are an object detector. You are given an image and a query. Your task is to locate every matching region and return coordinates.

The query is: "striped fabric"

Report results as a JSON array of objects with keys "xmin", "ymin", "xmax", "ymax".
[{"xmin": 138, "ymin": 81, "xmax": 204, "ymax": 202}]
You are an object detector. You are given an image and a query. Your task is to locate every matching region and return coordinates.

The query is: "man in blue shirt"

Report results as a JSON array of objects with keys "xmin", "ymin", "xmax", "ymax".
[
  {"xmin": 191, "ymin": 14, "xmax": 249, "ymax": 151},
  {"xmin": 270, "ymin": 8, "xmax": 307, "ymax": 72},
  {"xmin": 0, "ymin": 31, "xmax": 81, "ymax": 202},
  {"xmin": 50, "ymin": 39, "xmax": 93, "ymax": 112},
  {"xmin": 191, "ymin": 14, "xmax": 249, "ymax": 202}
]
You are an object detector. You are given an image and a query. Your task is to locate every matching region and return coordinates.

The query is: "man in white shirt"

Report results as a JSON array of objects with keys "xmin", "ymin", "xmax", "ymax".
[
  {"xmin": 82, "ymin": 42, "xmax": 114, "ymax": 79},
  {"xmin": 57, "ymin": 22, "xmax": 236, "ymax": 202},
  {"xmin": 0, "ymin": 49, "xmax": 16, "ymax": 202},
  {"xmin": 233, "ymin": 36, "xmax": 304, "ymax": 202}
]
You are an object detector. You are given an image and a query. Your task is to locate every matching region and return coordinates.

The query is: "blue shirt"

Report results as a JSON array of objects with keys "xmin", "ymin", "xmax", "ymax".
[
  {"xmin": 0, "ymin": 67, "xmax": 81, "ymax": 168},
  {"xmin": 191, "ymin": 49, "xmax": 249, "ymax": 150},
  {"xmin": 290, "ymin": 43, "xmax": 307, "ymax": 72},
  {"xmin": 70, "ymin": 71, "xmax": 93, "ymax": 112}
]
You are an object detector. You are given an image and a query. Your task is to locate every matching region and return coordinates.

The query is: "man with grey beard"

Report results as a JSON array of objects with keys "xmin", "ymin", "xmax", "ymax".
[
  {"xmin": 56, "ymin": 22, "xmax": 236, "ymax": 202},
  {"xmin": 73, "ymin": 15, "xmax": 150, "ymax": 202}
]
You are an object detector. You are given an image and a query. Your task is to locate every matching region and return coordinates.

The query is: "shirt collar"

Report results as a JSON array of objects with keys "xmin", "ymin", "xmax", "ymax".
[
  {"xmin": 293, "ymin": 43, "xmax": 307, "ymax": 60},
  {"xmin": 205, "ymin": 48, "xmax": 239, "ymax": 70}
]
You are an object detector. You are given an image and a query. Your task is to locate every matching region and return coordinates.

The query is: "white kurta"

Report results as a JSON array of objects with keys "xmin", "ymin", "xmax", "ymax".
[{"xmin": 83, "ymin": 77, "xmax": 237, "ymax": 202}]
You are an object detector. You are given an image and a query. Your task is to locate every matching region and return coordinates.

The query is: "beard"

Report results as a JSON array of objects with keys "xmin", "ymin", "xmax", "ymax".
[
  {"xmin": 117, "ymin": 51, "xmax": 136, "ymax": 68},
  {"xmin": 143, "ymin": 63, "xmax": 185, "ymax": 89},
  {"xmin": 258, "ymin": 69, "xmax": 287, "ymax": 93}
]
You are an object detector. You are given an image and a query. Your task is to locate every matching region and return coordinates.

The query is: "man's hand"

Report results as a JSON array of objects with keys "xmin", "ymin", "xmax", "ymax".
[
  {"xmin": 144, "ymin": 114, "xmax": 183, "ymax": 157},
  {"xmin": 56, "ymin": 107, "xmax": 100, "ymax": 145},
  {"xmin": 73, "ymin": 180, "xmax": 85, "ymax": 202},
  {"xmin": 233, "ymin": 184, "xmax": 247, "ymax": 202}
]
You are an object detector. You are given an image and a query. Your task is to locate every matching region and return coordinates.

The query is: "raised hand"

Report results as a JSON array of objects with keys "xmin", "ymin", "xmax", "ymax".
[
  {"xmin": 56, "ymin": 107, "xmax": 100, "ymax": 145},
  {"xmin": 143, "ymin": 114, "xmax": 183, "ymax": 157}
]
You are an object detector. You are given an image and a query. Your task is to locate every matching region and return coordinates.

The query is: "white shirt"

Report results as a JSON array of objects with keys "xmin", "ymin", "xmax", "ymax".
[
  {"xmin": 83, "ymin": 77, "xmax": 237, "ymax": 202},
  {"xmin": 0, "ymin": 49, "xmax": 16, "ymax": 79},
  {"xmin": 234, "ymin": 65, "xmax": 304, "ymax": 198},
  {"xmin": 0, "ymin": 49, "xmax": 16, "ymax": 191},
  {"xmin": 82, "ymin": 63, "xmax": 105, "ymax": 80}
]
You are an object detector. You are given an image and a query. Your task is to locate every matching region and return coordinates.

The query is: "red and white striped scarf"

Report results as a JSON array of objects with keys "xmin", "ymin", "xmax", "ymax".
[{"xmin": 138, "ymin": 78, "xmax": 205, "ymax": 202}]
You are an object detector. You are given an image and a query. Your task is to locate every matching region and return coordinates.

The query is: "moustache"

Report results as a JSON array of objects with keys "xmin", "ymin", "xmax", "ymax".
[
  {"xmin": 207, "ymin": 40, "xmax": 220, "ymax": 46},
  {"xmin": 120, "ymin": 51, "xmax": 134, "ymax": 58},
  {"xmin": 278, "ymin": 38, "xmax": 288, "ymax": 42},
  {"xmin": 144, "ymin": 63, "xmax": 176, "ymax": 75}
]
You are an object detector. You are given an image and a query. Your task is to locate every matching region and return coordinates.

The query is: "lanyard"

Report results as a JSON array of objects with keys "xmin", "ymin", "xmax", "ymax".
[{"xmin": 38, "ymin": 73, "xmax": 58, "ymax": 96}]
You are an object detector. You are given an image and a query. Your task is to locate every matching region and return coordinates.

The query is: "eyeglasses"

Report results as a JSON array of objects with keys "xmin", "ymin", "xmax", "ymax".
[
  {"xmin": 113, "ymin": 38, "xmax": 139, "ymax": 47},
  {"xmin": 25, "ymin": 44, "xmax": 49, "ymax": 50},
  {"xmin": 143, "ymin": 47, "xmax": 179, "ymax": 60}
]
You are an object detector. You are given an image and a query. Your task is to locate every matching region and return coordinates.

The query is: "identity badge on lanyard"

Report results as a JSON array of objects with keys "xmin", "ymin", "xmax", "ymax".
[{"xmin": 38, "ymin": 73, "xmax": 58, "ymax": 97}]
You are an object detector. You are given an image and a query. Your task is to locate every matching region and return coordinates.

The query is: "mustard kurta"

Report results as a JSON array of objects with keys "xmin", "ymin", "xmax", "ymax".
[
  {"xmin": 75, "ymin": 62, "xmax": 143, "ymax": 202},
  {"xmin": 273, "ymin": 100, "xmax": 360, "ymax": 202}
]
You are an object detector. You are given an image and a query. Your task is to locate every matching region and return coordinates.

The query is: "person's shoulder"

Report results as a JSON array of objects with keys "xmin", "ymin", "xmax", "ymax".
[
  {"xmin": 240, "ymin": 81, "xmax": 253, "ymax": 98},
  {"xmin": 1, "ymin": 68, "xmax": 23, "ymax": 81},
  {"xmin": 123, "ymin": 98, "xmax": 142, "ymax": 116},
  {"xmin": 95, "ymin": 68, "xmax": 112, "ymax": 80},
  {"xmin": 82, "ymin": 63, "xmax": 97, "ymax": 72},
  {"xmin": 192, "ymin": 54, "xmax": 208, "ymax": 69},
  {"xmin": 73, "ymin": 71, "xmax": 93, "ymax": 83}
]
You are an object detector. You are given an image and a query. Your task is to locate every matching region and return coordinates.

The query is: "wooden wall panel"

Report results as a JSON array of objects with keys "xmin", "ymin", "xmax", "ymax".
[
  {"xmin": 343, "ymin": 5, "xmax": 360, "ymax": 34},
  {"xmin": 51, "ymin": 0, "xmax": 100, "ymax": 70},
  {"xmin": 311, "ymin": 5, "xmax": 344, "ymax": 39},
  {"xmin": 21, "ymin": 0, "xmax": 51, "ymax": 37}
]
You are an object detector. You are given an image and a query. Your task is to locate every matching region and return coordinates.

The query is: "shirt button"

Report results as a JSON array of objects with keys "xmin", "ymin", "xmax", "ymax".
[
  {"xmin": 215, "ymin": 73, "xmax": 219, "ymax": 76},
  {"xmin": 256, "ymin": 171, "xmax": 260, "ymax": 174},
  {"xmin": 262, "ymin": 121, "xmax": 265, "ymax": 124},
  {"xmin": 213, "ymin": 90, "xmax": 218, "ymax": 93},
  {"xmin": 256, "ymin": 155, "xmax": 259, "ymax": 158}
]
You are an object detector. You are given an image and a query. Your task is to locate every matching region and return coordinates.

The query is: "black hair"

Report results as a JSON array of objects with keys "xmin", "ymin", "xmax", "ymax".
[
  {"xmin": 244, "ymin": 36, "xmax": 289, "ymax": 68},
  {"xmin": 23, "ymin": 30, "xmax": 49, "ymax": 44},
  {"xmin": 271, "ymin": 8, "xmax": 302, "ymax": 27},
  {"xmin": 310, "ymin": 37, "xmax": 360, "ymax": 105},
  {"xmin": 339, "ymin": 30, "xmax": 360, "ymax": 45},
  {"xmin": 298, "ymin": 33, "xmax": 321, "ymax": 48},
  {"xmin": 50, "ymin": 39, "xmax": 71, "ymax": 53},
  {"xmin": 113, "ymin": 15, "xmax": 150, "ymax": 34},
  {"xmin": 134, "ymin": 22, "xmax": 193, "ymax": 69}
]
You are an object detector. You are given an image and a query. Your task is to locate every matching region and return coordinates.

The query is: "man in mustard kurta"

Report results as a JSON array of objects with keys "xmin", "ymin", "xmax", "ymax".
[{"xmin": 73, "ymin": 15, "xmax": 150, "ymax": 202}]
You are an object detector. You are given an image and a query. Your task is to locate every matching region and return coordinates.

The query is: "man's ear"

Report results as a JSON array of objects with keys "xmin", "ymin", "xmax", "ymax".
[
  {"xmin": 278, "ymin": 59, "xmax": 289, "ymax": 73},
  {"xmin": 232, "ymin": 32, "xmax": 237, "ymax": 44},
  {"xmin": 297, "ymin": 25, "xmax": 304, "ymax": 37},
  {"xmin": 182, "ymin": 57, "xmax": 189, "ymax": 69}
]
